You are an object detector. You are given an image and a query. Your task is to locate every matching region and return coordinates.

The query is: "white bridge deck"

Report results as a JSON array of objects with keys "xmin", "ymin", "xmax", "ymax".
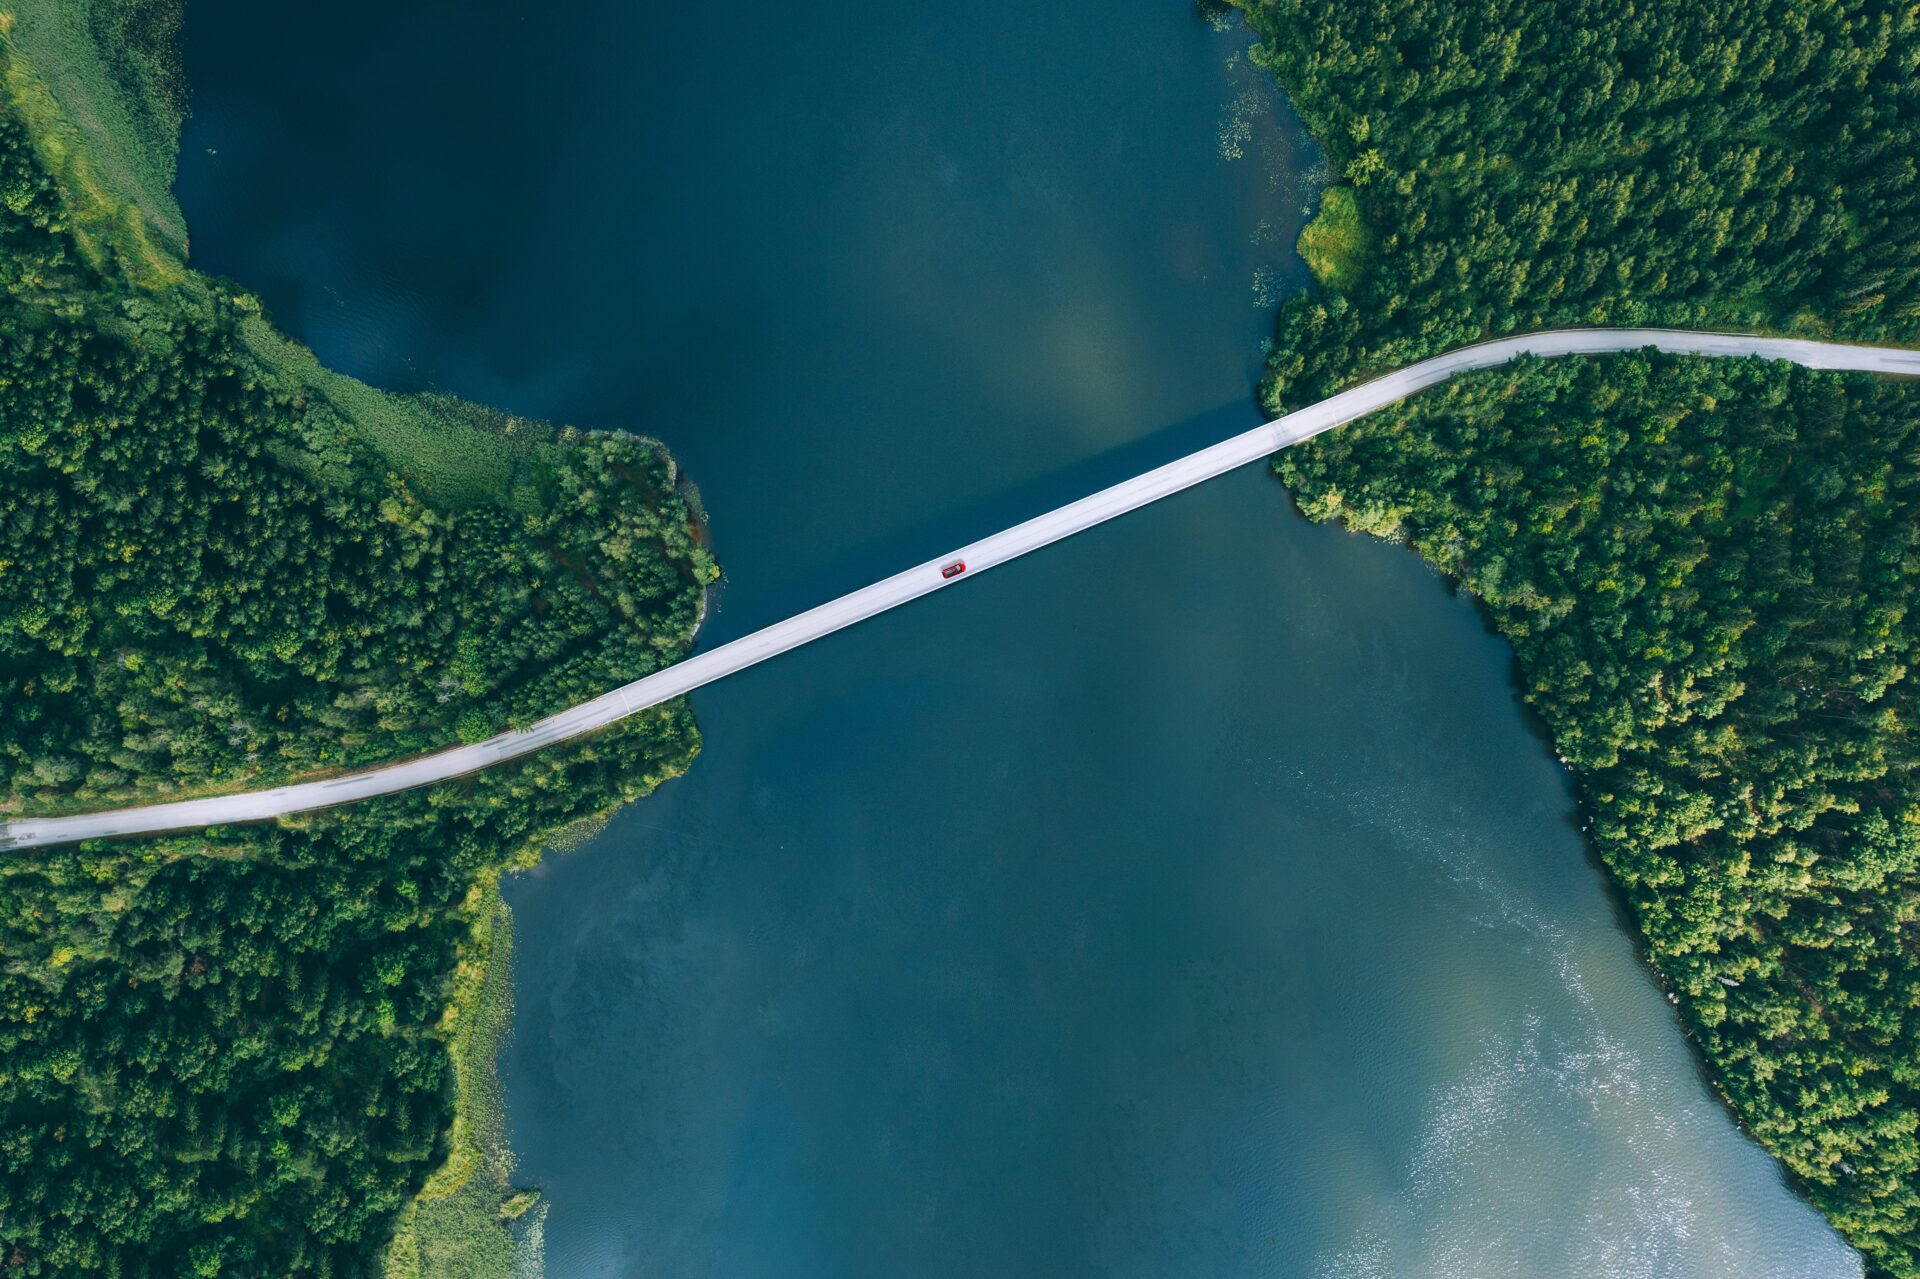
[{"xmin": 7, "ymin": 329, "xmax": 1917, "ymax": 850}]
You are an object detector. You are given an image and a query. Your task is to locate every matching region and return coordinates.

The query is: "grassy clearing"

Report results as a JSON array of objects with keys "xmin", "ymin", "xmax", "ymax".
[
  {"xmin": 238, "ymin": 316, "xmax": 536, "ymax": 508},
  {"xmin": 385, "ymin": 887, "xmax": 535, "ymax": 1279},
  {"xmin": 0, "ymin": 0, "xmax": 187, "ymax": 286},
  {"xmin": 4, "ymin": 3, "xmax": 536, "ymax": 507},
  {"xmin": 1297, "ymin": 184, "xmax": 1369, "ymax": 292}
]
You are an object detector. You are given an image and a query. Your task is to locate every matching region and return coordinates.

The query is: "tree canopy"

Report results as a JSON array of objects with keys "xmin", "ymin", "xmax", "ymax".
[
  {"xmin": 0, "ymin": 10, "xmax": 714, "ymax": 1275},
  {"xmin": 1238, "ymin": 0, "xmax": 1920, "ymax": 1269},
  {"xmin": 1241, "ymin": 0, "xmax": 1919, "ymax": 409}
]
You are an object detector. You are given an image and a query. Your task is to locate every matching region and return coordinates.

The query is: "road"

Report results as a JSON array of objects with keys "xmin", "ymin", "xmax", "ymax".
[{"xmin": 6, "ymin": 328, "xmax": 1918, "ymax": 850}]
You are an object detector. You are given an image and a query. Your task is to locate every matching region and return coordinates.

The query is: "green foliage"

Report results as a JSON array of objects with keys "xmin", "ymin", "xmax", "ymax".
[
  {"xmin": 0, "ymin": 20, "xmax": 715, "ymax": 1278},
  {"xmin": 1284, "ymin": 352, "xmax": 1920, "ymax": 1273},
  {"xmin": 384, "ymin": 898, "xmax": 533, "ymax": 1279},
  {"xmin": 1238, "ymin": 0, "xmax": 1920, "ymax": 409},
  {"xmin": 1240, "ymin": 0, "xmax": 1920, "ymax": 1269},
  {"xmin": 1296, "ymin": 185, "xmax": 1366, "ymax": 291},
  {"xmin": 0, "ymin": 262, "xmax": 713, "ymax": 811},
  {"xmin": 237, "ymin": 321, "xmax": 531, "ymax": 509},
  {"xmin": 0, "ymin": 0, "xmax": 188, "ymax": 283},
  {"xmin": 0, "ymin": 706, "xmax": 701, "ymax": 1279},
  {"xmin": 0, "ymin": 92, "xmax": 715, "ymax": 816}
]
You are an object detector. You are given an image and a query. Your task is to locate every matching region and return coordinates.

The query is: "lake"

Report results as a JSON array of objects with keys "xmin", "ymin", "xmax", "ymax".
[{"xmin": 175, "ymin": 2, "xmax": 1863, "ymax": 1275}]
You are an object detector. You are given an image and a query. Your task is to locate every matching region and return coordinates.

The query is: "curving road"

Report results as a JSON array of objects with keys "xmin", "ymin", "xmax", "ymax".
[{"xmin": 6, "ymin": 328, "xmax": 1918, "ymax": 850}]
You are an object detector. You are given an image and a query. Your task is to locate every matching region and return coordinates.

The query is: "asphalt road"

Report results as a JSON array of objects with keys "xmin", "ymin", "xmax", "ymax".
[{"xmin": 7, "ymin": 328, "xmax": 1918, "ymax": 849}]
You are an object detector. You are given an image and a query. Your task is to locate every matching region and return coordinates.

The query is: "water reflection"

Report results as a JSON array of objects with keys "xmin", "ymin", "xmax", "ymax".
[{"xmin": 175, "ymin": 0, "xmax": 1862, "ymax": 1275}]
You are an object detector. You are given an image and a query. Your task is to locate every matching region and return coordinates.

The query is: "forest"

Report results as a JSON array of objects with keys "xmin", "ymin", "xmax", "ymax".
[
  {"xmin": 8, "ymin": 0, "xmax": 1920, "ymax": 1272},
  {"xmin": 0, "ymin": 4, "xmax": 714, "ymax": 1275},
  {"xmin": 0, "ymin": 154, "xmax": 714, "ymax": 813},
  {"xmin": 1240, "ymin": 0, "xmax": 1919, "ymax": 412},
  {"xmin": 1236, "ymin": 0, "xmax": 1920, "ymax": 1271}
]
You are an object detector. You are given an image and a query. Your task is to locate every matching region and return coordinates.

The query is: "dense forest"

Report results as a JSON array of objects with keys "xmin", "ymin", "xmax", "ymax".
[
  {"xmin": 1240, "ymin": 0, "xmax": 1920, "ymax": 409},
  {"xmin": 0, "ymin": 5, "xmax": 713, "ymax": 1276},
  {"xmin": 2, "ymin": 716, "xmax": 698, "ymax": 1278},
  {"xmin": 8, "ymin": 0, "xmax": 1920, "ymax": 1272},
  {"xmin": 0, "ymin": 115, "xmax": 713, "ymax": 812},
  {"xmin": 1235, "ymin": 0, "xmax": 1920, "ymax": 1271}
]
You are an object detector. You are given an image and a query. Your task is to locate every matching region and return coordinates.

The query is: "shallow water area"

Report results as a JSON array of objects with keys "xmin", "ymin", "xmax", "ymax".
[{"xmin": 176, "ymin": 1, "xmax": 1863, "ymax": 1275}]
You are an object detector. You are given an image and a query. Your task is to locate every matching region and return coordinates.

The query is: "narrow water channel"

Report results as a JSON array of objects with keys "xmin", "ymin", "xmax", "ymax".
[{"xmin": 176, "ymin": 1, "xmax": 1862, "ymax": 1275}]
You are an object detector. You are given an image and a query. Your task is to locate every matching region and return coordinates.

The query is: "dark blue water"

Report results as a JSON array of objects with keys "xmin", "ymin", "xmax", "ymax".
[{"xmin": 177, "ymin": 2, "xmax": 1861, "ymax": 1276}]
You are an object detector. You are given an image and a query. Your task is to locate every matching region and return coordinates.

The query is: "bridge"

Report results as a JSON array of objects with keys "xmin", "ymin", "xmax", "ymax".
[{"xmin": 6, "ymin": 328, "xmax": 1918, "ymax": 850}]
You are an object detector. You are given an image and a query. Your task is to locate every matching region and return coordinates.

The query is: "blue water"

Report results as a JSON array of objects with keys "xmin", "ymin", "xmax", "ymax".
[{"xmin": 176, "ymin": 2, "xmax": 1862, "ymax": 1275}]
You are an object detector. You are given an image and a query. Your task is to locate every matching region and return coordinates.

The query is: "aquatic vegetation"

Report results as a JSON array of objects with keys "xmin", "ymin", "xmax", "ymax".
[
  {"xmin": 384, "ymin": 899, "xmax": 530, "ymax": 1279},
  {"xmin": 1294, "ymin": 185, "xmax": 1366, "ymax": 293}
]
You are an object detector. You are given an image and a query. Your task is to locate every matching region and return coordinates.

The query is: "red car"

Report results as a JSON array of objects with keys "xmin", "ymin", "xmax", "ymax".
[{"xmin": 941, "ymin": 560, "xmax": 966, "ymax": 579}]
